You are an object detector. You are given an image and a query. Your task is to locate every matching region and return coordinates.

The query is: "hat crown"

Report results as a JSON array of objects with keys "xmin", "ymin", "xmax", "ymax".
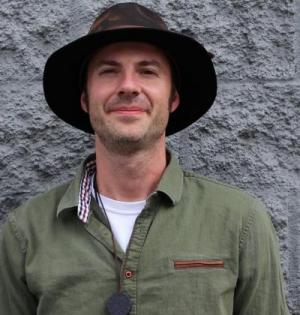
[{"xmin": 89, "ymin": 2, "xmax": 168, "ymax": 33}]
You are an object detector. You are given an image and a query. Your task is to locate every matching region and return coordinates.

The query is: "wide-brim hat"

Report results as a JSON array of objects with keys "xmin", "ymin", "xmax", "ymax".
[{"xmin": 43, "ymin": 2, "xmax": 217, "ymax": 136}]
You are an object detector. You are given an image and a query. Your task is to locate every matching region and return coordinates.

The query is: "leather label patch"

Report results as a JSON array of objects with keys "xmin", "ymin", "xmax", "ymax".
[{"xmin": 174, "ymin": 259, "xmax": 224, "ymax": 269}]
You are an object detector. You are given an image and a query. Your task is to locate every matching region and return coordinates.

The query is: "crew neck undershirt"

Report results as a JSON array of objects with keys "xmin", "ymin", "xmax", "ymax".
[{"xmin": 98, "ymin": 194, "xmax": 146, "ymax": 252}]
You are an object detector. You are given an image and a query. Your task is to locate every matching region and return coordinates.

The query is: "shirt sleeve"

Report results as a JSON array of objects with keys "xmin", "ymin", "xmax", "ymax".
[
  {"xmin": 233, "ymin": 200, "xmax": 290, "ymax": 315},
  {"xmin": 0, "ymin": 215, "xmax": 37, "ymax": 314}
]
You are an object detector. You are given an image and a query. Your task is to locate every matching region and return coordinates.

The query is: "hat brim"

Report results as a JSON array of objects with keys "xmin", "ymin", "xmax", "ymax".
[{"xmin": 43, "ymin": 27, "xmax": 217, "ymax": 136}]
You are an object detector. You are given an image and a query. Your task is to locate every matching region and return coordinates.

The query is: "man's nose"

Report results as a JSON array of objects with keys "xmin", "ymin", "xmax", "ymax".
[{"xmin": 117, "ymin": 71, "xmax": 141, "ymax": 97}]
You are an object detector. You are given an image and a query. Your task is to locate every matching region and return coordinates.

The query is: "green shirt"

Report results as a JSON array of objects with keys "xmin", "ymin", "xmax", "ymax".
[{"xmin": 0, "ymin": 153, "xmax": 290, "ymax": 314}]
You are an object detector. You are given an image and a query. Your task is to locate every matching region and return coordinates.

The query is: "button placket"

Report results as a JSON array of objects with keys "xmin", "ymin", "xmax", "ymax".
[{"xmin": 121, "ymin": 198, "xmax": 159, "ymax": 314}]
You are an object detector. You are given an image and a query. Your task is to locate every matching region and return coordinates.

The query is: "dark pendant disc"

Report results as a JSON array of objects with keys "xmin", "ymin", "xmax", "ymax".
[{"xmin": 106, "ymin": 292, "xmax": 132, "ymax": 315}]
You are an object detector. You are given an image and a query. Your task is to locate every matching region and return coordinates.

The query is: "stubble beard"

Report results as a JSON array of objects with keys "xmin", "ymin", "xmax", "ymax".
[{"xmin": 89, "ymin": 101, "xmax": 170, "ymax": 156}]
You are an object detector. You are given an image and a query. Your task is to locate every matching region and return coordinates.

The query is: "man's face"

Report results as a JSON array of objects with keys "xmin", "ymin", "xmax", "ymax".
[{"xmin": 81, "ymin": 41, "xmax": 179, "ymax": 154}]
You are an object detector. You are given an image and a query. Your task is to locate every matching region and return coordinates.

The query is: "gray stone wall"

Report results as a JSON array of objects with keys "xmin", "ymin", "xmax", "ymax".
[{"xmin": 0, "ymin": 0, "xmax": 299, "ymax": 313}]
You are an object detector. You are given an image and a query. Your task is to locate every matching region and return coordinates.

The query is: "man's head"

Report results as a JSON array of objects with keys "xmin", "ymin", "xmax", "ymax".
[
  {"xmin": 80, "ymin": 41, "xmax": 180, "ymax": 154},
  {"xmin": 43, "ymin": 2, "xmax": 217, "ymax": 136}
]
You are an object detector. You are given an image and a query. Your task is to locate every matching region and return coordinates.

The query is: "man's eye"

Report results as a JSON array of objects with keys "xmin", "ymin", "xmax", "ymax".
[
  {"xmin": 141, "ymin": 69, "xmax": 157, "ymax": 76},
  {"xmin": 99, "ymin": 69, "xmax": 117, "ymax": 75}
]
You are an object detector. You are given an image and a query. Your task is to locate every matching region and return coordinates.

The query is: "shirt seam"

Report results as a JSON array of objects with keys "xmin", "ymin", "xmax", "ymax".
[
  {"xmin": 239, "ymin": 206, "xmax": 256, "ymax": 251},
  {"xmin": 8, "ymin": 213, "xmax": 27, "ymax": 254}
]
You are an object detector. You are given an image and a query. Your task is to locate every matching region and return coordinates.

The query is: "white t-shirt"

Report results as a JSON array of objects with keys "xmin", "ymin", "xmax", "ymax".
[{"xmin": 97, "ymin": 194, "xmax": 146, "ymax": 252}]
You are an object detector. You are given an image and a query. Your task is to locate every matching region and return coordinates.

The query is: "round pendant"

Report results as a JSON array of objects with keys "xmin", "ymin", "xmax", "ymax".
[{"xmin": 106, "ymin": 292, "xmax": 132, "ymax": 315}]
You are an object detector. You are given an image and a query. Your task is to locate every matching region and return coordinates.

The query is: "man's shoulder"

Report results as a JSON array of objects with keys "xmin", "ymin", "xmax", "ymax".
[
  {"xmin": 182, "ymin": 169, "xmax": 255, "ymax": 198},
  {"xmin": 7, "ymin": 180, "xmax": 73, "ymax": 231},
  {"xmin": 181, "ymin": 169, "xmax": 268, "ymax": 219}
]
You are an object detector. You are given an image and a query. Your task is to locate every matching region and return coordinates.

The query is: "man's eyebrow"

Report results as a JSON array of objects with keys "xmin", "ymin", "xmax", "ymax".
[
  {"xmin": 96, "ymin": 60, "xmax": 120, "ymax": 67},
  {"xmin": 94, "ymin": 59, "xmax": 162, "ymax": 68},
  {"xmin": 138, "ymin": 60, "xmax": 161, "ymax": 67}
]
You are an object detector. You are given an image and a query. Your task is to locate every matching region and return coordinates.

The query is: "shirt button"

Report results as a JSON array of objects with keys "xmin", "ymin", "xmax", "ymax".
[{"xmin": 124, "ymin": 270, "xmax": 134, "ymax": 279}]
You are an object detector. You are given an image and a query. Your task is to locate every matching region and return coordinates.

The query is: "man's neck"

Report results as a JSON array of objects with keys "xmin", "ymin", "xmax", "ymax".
[{"xmin": 94, "ymin": 138, "xmax": 168, "ymax": 201}]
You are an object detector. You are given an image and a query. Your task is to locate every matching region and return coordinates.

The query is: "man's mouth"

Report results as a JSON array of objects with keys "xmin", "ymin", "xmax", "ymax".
[{"xmin": 108, "ymin": 106, "xmax": 148, "ymax": 115}]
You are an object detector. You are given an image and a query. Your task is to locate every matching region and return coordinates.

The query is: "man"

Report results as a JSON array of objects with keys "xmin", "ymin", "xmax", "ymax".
[{"xmin": 0, "ymin": 3, "xmax": 290, "ymax": 315}]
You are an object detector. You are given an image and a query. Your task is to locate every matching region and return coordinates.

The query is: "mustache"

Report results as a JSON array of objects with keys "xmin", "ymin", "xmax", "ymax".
[{"xmin": 105, "ymin": 94, "xmax": 151, "ymax": 112}]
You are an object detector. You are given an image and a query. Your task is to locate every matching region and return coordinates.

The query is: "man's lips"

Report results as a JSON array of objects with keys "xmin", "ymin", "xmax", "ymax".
[{"xmin": 107, "ymin": 106, "xmax": 148, "ymax": 114}]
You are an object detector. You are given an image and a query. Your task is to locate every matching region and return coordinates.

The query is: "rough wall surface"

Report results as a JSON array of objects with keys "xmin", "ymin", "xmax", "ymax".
[{"xmin": 0, "ymin": 0, "xmax": 299, "ymax": 313}]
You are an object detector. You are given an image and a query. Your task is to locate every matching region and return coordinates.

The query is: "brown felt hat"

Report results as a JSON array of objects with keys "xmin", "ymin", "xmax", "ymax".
[{"xmin": 43, "ymin": 2, "xmax": 217, "ymax": 135}]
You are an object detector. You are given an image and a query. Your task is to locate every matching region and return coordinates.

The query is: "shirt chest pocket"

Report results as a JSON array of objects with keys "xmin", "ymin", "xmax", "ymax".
[
  {"xmin": 138, "ymin": 255, "xmax": 237, "ymax": 314},
  {"xmin": 167, "ymin": 256, "xmax": 237, "ymax": 302}
]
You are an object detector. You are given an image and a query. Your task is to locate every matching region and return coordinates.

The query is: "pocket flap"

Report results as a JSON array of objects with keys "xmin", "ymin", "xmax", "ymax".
[{"xmin": 174, "ymin": 259, "xmax": 224, "ymax": 269}]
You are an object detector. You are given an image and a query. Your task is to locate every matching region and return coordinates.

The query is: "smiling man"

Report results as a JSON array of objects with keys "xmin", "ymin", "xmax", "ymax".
[{"xmin": 0, "ymin": 3, "xmax": 290, "ymax": 315}]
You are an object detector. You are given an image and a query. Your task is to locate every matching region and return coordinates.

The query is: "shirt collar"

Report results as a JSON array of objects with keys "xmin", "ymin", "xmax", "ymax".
[
  {"xmin": 56, "ymin": 150, "xmax": 183, "ymax": 221},
  {"xmin": 56, "ymin": 154, "xmax": 96, "ymax": 221},
  {"xmin": 155, "ymin": 150, "xmax": 183, "ymax": 205}
]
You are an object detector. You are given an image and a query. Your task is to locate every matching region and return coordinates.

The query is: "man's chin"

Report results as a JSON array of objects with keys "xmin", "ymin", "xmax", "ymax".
[
  {"xmin": 107, "ymin": 139, "xmax": 148, "ymax": 155},
  {"xmin": 96, "ymin": 130, "xmax": 163, "ymax": 155}
]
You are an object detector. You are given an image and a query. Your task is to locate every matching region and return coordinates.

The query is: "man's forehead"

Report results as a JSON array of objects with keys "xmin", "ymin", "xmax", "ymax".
[{"xmin": 89, "ymin": 41, "xmax": 170, "ymax": 64}]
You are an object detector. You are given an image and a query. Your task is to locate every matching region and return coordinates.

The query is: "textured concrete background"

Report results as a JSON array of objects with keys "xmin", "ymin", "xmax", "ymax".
[{"xmin": 0, "ymin": 0, "xmax": 299, "ymax": 313}]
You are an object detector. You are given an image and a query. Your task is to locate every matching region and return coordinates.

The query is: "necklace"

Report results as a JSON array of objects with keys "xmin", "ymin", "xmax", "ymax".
[{"xmin": 96, "ymin": 191, "xmax": 133, "ymax": 315}]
